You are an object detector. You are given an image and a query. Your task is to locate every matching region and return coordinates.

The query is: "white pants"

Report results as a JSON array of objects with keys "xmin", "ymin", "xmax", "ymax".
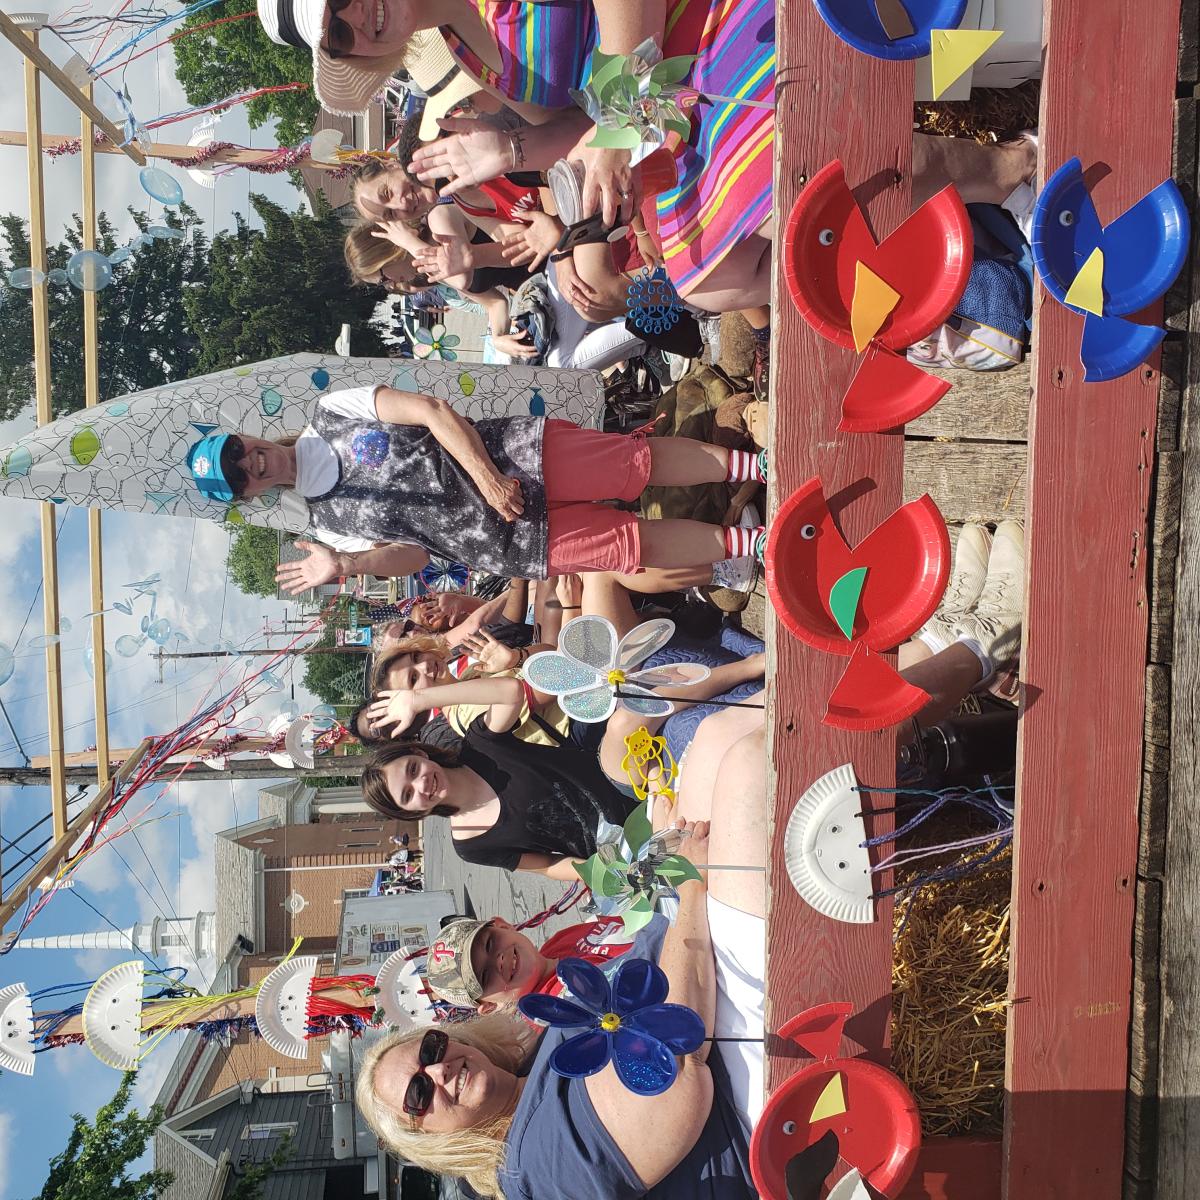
[
  {"xmin": 708, "ymin": 893, "xmax": 766, "ymax": 1134},
  {"xmin": 546, "ymin": 262, "xmax": 646, "ymax": 371}
]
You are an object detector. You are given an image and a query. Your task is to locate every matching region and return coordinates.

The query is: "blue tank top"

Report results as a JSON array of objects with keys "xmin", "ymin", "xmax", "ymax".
[{"xmin": 501, "ymin": 916, "xmax": 755, "ymax": 1200}]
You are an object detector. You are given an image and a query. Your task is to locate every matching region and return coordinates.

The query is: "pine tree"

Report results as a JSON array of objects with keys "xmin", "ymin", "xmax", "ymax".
[{"xmin": 227, "ymin": 524, "xmax": 282, "ymax": 598}]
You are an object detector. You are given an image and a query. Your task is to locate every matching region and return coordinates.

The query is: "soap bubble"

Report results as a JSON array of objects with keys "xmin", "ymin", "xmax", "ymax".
[
  {"xmin": 47, "ymin": 268, "xmax": 69, "ymax": 285},
  {"xmin": 116, "ymin": 633, "xmax": 145, "ymax": 657},
  {"xmin": 27, "ymin": 634, "xmax": 61, "ymax": 650},
  {"xmin": 139, "ymin": 166, "xmax": 184, "ymax": 205},
  {"xmin": 279, "ymin": 699, "xmax": 300, "ymax": 719},
  {"xmin": 83, "ymin": 645, "xmax": 112, "ymax": 678},
  {"xmin": 145, "ymin": 618, "xmax": 172, "ymax": 645},
  {"xmin": 66, "ymin": 250, "xmax": 113, "ymax": 292},
  {"xmin": 8, "ymin": 267, "xmax": 45, "ymax": 288},
  {"xmin": 0, "ymin": 644, "xmax": 14, "ymax": 686},
  {"xmin": 147, "ymin": 225, "xmax": 183, "ymax": 241},
  {"xmin": 107, "ymin": 246, "xmax": 133, "ymax": 265}
]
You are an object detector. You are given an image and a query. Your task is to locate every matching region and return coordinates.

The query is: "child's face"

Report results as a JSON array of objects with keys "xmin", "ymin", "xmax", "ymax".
[{"xmin": 470, "ymin": 919, "xmax": 549, "ymax": 1014}]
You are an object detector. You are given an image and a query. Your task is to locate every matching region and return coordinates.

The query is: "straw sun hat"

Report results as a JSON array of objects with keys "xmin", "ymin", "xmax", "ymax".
[{"xmin": 258, "ymin": 0, "xmax": 478, "ymax": 131}]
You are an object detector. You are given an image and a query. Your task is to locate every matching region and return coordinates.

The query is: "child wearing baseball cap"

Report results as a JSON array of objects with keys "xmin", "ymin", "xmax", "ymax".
[{"xmin": 425, "ymin": 914, "xmax": 632, "ymax": 1014}]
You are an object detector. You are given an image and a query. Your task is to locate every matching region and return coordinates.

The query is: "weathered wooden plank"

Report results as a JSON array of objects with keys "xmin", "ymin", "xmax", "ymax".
[
  {"xmin": 767, "ymin": 0, "xmax": 912, "ymax": 1089},
  {"xmin": 1156, "ymin": 132, "xmax": 1200, "ymax": 1200},
  {"xmin": 906, "ymin": 362, "xmax": 1031, "ymax": 443},
  {"xmin": 1003, "ymin": 0, "xmax": 1179, "ymax": 1193},
  {"xmin": 1145, "ymin": 665, "xmax": 1171, "ymax": 750},
  {"xmin": 1140, "ymin": 767, "xmax": 1168, "ymax": 880},
  {"xmin": 1148, "ymin": 451, "xmax": 1183, "ymax": 663},
  {"xmin": 902, "ymin": 441, "xmax": 1026, "ymax": 524},
  {"xmin": 1180, "ymin": 0, "xmax": 1199, "ymax": 83}
]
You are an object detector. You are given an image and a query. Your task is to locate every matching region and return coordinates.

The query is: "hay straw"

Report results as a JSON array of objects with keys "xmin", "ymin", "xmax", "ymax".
[
  {"xmin": 892, "ymin": 845, "xmax": 1012, "ymax": 1137},
  {"xmin": 914, "ymin": 80, "xmax": 1042, "ymax": 144}
]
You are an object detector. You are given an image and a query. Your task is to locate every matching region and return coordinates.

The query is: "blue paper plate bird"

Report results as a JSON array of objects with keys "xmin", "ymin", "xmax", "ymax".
[
  {"xmin": 813, "ymin": 0, "xmax": 965, "ymax": 58},
  {"xmin": 1031, "ymin": 158, "xmax": 1190, "ymax": 382}
]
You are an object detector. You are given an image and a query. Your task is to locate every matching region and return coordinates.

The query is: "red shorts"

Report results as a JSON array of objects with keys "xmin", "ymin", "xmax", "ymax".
[{"xmin": 541, "ymin": 421, "xmax": 652, "ymax": 575}]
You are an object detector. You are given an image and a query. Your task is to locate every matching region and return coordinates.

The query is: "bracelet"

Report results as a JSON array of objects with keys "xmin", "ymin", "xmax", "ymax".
[
  {"xmin": 561, "ymin": 605, "xmax": 581, "ymax": 610},
  {"xmin": 507, "ymin": 130, "xmax": 527, "ymax": 172}
]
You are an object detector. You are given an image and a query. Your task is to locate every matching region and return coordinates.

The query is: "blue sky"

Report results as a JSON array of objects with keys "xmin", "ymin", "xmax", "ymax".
[{"xmin": 0, "ymin": 5, "xmax": 329, "ymax": 1195}]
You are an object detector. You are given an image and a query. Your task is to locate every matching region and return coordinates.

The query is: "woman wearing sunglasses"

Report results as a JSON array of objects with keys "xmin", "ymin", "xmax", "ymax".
[{"xmin": 356, "ymin": 726, "xmax": 768, "ymax": 1200}]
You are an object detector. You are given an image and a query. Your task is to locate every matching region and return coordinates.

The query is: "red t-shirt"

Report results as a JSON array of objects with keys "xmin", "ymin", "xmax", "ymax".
[{"xmin": 530, "ymin": 918, "xmax": 633, "ymax": 997}]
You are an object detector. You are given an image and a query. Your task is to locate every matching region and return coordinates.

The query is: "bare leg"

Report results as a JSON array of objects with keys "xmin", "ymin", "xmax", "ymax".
[
  {"xmin": 897, "ymin": 637, "xmax": 934, "ymax": 671},
  {"xmin": 614, "ymin": 565, "xmax": 714, "ymax": 593},
  {"xmin": 638, "ymin": 518, "xmax": 727, "ymax": 568},
  {"xmin": 904, "ymin": 641, "xmax": 984, "ymax": 725},
  {"xmin": 683, "ymin": 232, "xmax": 772, "ymax": 312},
  {"xmin": 647, "ymin": 437, "xmax": 732, "ymax": 486},
  {"xmin": 704, "ymin": 729, "xmax": 767, "ymax": 919},
  {"xmin": 911, "ymin": 133, "xmax": 1037, "ymax": 208},
  {"xmin": 675, "ymin": 695, "xmax": 766, "ymax": 825}
]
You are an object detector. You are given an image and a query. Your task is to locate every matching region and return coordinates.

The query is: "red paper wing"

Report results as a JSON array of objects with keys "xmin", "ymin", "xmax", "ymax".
[
  {"xmin": 870, "ymin": 183, "xmax": 973, "ymax": 349},
  {"xmin": 823, "ymin": 647, "xmax": 930, "ymax": 732},
  {"xmin": 778, "ymin": 1002, "xmax": 854, "ymax": 1060},
  {"xmin": 839, "ymin": 342, "xmax": 953, "ymax": 433},
  {"xmin": 752, "ymin": 1058, "xmax": 922, "ymax": 1200},
  {"xmin": 765, "ymin": 478, "xmax": 855, "ymax": 653},
  {"xmin": 848, "ymin": 493, "xmax": 950, "ymax": 651},
  {"xmin": 783, "ymin": 160, "xmax": 878, "ymax": 349}
]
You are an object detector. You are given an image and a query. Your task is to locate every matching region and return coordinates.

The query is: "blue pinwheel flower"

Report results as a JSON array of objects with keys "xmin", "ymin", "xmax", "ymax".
[{"xmin": 518, "ymin": 956, "xmax": 704, "ymax": 1096}]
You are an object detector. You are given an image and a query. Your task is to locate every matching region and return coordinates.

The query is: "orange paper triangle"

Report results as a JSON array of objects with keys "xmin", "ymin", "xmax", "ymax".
[{"xmin": 850, "ymin": 262, "xmax": 901, "ymax": 353}]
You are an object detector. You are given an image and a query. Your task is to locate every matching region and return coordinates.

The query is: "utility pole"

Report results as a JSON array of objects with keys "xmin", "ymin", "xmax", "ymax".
[
  {"xmin": 0, "ymin": 758, "xmax": 367, "ymax": 786},
  {"xmin": 156, "ymin": 645, "xmax": 369, "ymax": 659}
]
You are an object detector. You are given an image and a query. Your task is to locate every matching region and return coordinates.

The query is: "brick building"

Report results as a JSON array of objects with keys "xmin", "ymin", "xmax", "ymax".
[{"xmin": 159, "ymin": 781, "xmax": 419, "ymax": 1106}]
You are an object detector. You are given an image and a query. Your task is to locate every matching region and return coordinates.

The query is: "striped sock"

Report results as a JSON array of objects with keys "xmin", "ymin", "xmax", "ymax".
[
  {"xmin": 725, "ymin": 449, "xmax": 766, "ymax": 485},
  {"xmin": 723, "ymin": 525, "xmax": 766, "ymax": 560}
]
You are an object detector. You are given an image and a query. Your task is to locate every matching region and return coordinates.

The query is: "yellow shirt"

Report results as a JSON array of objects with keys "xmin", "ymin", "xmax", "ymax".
[{"xmin": 445, "ymin": 668, "xmax": 571, "ymax": 747}]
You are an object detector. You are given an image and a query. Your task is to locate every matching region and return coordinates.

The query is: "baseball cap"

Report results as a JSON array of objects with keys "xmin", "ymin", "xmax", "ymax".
[
  {"xmin": 187, "ymin": 434, "xmax": 235, "ymax": 503},
  {"xmin": 425, "ymin": 918, "xmax": 489, "ymax": 1007}
]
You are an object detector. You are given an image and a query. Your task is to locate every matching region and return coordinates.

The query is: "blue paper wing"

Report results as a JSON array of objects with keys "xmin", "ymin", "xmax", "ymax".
[
  {"xmin": 627, "ymin": 1003, "xmax": 706, "ymax": 1054},
  {"xmin": 550, "ymin": 1029, "xmax": 613, "ymax": 1079},
  {"xmin": 518, "ymin": 992, "xmax": 596, "ymax": 1028},
  {"xmin": 611, "ymin": 1026, "xmax": 678, "ymax": 1095},
  {"xmin": 611, "ymin": 956, "xmax": 669, "ymax": 1015},
  {"xmin": 1080, "ymin": 312, "xmax": 1166, "ymax": 383},
  {"xmin": 556, "ymin": 958, "xmax": 611, "ymax": 1013},
  {"xmin": 1098, "ymin": 178, "xmax": 1190, "ymax": 315},
  {"xmin": 523, "ymin": 651, "xmax": 600, "ymax": 697}
]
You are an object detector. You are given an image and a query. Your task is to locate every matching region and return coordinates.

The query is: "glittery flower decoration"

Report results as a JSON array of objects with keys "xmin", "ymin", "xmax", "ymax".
[
  {"xmin": 518, "ymin": 956, "xmax": 704, "ymax": 1095},
  {"xmin": 350, "ymin": 429, "xmax": 389, "ymax": 469},
  {"xmin": 577, "ymin": 800, "xmax": 703, "ymax": 935},
  {"xmin": 413, "ymin": 323, "xmax": 460, "ymax": 362},
  {"xmin": 569, "ymin": 39, "xmax": 696, "ymax": 163},
  {"xmin": 523, "ymin": 615, "xmax": 710, "ymax": 724},
  {"xmin": 626, "ymin": 265, "xmax": 684, "ymax": 335}
]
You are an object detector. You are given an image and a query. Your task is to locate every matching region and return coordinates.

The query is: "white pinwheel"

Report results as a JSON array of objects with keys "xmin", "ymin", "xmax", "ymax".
[{"xmin": 523, "ymin": 615, "xmax": 709, "ymax": 724}]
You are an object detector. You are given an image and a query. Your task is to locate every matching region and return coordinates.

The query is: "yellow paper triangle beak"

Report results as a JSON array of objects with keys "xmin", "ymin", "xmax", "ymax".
[
  {"xmin": 809, "ymin": 1072, "xmax": 848, "ymax": 1123},
  {"xmin": 851, "ymin": 262, "xmax": 901, "ymax": 353},
  {"xmin": 1064, "ymin": 246, "xmax": 1105, "ymax": 316},
  {"xmin": 929, "ymin": 28, "xmax": 1004, "ymax": 99}
]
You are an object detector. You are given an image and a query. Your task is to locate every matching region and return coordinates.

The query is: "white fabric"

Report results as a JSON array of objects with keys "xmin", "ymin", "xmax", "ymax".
[
  {"xmin": 546, "ymin": 263, "xmax": 646, "ymax": 372},
  {"xmin": 707, "ymin": 893, "xmax": 765, "ymax": 1134}
]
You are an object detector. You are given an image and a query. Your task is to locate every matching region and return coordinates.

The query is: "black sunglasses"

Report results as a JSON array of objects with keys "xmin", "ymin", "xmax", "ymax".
[
  {"xmin": 403, "ymin": 1028, "xmax": 449, "ymax": 1117},
  {"xmin": 321, "ymin": 0, "xmax": 356, "ymax": 59}
]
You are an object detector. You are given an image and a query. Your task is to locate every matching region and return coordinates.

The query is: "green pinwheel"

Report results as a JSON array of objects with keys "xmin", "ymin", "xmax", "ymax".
[{"xmin": 576, "ymin": 800, "xmax": 703, "ymax": 936}]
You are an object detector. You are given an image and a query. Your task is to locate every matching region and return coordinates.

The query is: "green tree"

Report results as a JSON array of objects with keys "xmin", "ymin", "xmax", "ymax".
[
  {"xmin": 36, "ymin": 1072, "xmax": 172, "ymax": 1200},
  {"xmin": 0, "ymin": 207, "xmax": 207, "ymax": 419},
  {"xmin": 227, "ymin": 1133, "xmax": 294, "ymax": 1200},
  {"xmin": 227, "ymin": 524, "xmax": 282, "ymax": 598},
  {"xmin": 173, "ymin": 1, "xmax": 319, "ymax": 150},
  {"xmin": 302, "ymin": 629, "xmax": 368, "ymax": 708},
  {"xmin": 183, "ymin": 193, "xmax": 387, "ymax": 374}
]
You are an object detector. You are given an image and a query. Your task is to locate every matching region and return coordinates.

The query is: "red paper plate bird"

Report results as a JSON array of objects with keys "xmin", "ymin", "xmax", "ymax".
[
  {"xmin": 784, "ymin": 160, "xmax": 973, "ymax": 432},
  {"xmin": 765, "ymin": 477, "xmax": 950, "ymax": 731}
]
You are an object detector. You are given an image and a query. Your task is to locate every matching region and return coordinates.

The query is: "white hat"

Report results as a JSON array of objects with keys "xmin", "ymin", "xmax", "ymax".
[
  {"xmin": 257, "ymin": 0, "xmax": 396, "ymax": 116},
  {"xmin": 405, "ymin": 28, "xmax": 481, "ymax": 142}
]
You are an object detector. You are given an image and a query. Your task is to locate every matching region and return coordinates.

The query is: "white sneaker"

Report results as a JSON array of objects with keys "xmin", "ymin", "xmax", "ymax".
[
  {"xmin": 951, "ymin": 520, "xmax": 1025, "ymax": 674},
  {"xmin": 917, "ymin": 523, "xmax": 993, "ymax": 650},
  {"xmin": 710, "ymin": 556, "xmax": 757, "ymax": 593}
]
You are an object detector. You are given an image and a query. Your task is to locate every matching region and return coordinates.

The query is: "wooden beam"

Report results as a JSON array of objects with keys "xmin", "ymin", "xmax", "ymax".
[
  {"xmin": 0, "ymin": 129, "xmax": 346, "ymax": 173},
  {"xmin": 1002, "ymin": 0, "xmax": 1182, "ymax": 1193},
  {"xmin": 24, "ymin": 33, "xmax": 67, "ymax": 838},
  {"xmin": 0, "ymin": 757, "xmax": 367, "ymax": 786},
  {"xmin": 81, "ymin": 84, "xmax": 110, "ymax": 787},
  {"xmin": 898, "ymin": 1137, "xmax": 1002, "ymax": 1199},
  {"xmin": 0, "ymin": 738, "xmax": 153, "ymax": 931},
  {"xmin": 767, "ymin": 0, "xmax": 910, "ymax": 1101},
  {"xmin": 0, "ymin": 13, "xmax": 144, "ymax": 166}
]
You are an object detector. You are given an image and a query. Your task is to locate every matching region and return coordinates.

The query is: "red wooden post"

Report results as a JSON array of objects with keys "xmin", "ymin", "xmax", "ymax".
[
  {"xmin": 767, "ymin": 0, "xmax": 912, "ymax": 1075},
  {"xmin": 1004, "ymin": 0, "xmax": 1182, "ymax": 1195}
]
